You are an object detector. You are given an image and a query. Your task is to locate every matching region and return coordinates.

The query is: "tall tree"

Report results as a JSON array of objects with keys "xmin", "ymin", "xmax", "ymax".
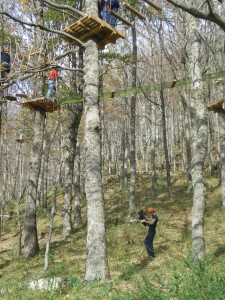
[
  {"xmin": 63, "ymin": 104, "xmax": 83, "ymax": 234},
  {"xmin": 84, "ymin": 0, "xmax": 110, "ymax": 281},
  {"xmin": 186, "ymin": 8, "xmax": 208, "ymax": 260},
  {"xmin": 24, "ymin": 2, "xmax": 47, "ymax": 257},
  {"xmin": 129, "ymin": 23, "xmax": 138, "ymax": 222}
]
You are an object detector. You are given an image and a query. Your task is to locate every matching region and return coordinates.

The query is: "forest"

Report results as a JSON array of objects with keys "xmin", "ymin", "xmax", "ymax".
[{"xmin": 0, "ymin": 0, "xmax": 225, "ymax": 299}]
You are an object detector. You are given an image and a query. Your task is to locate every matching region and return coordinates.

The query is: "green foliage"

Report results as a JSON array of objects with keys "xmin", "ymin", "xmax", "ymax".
[
  {"xmin": 111, "ymin": 276, "xmax": 167, "ymax": 300},
  {"xmin": 168, "ymin": 260, "xmax": 225, "ymax": 300},
  {"xmin": 2, "ymin": 288, "xmax": 62, "ymax": 300}
]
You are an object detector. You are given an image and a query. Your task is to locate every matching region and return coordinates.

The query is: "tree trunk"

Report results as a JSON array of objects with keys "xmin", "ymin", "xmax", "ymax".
[
  {"xmin": 24, "ymin": 108, "xmax": 46, "ymax": 257},
  {"xmin": 160, "ymin": 89, "xmax": 173, "ymax": 198},
  {"xmin": 24, "ymin": 2, "xmax": 47, "ymax": 257},
  {"xmin": 84, "ymin": 0, "xmax": 110, "ymax": 281},
  {"xmin": 74, "ymin": 141, "xmax": 82, "ymax": 227},
  {"xmin": 151, "ymin": 105, "xmax": 157, "ymax": 195},
  {"xmin": 129, "ymin": 24, "xmax": 137, "ymax": 222},
  {"xmin": 44, "ymin": 157, "xmax": 62, "ymax": 272},
  {"xmin": 63, "ymin": 105, "xmax": 83, "ymax": 234},
  {"xmin": 218, "ymin": 112, "xmax": 225, "ymax": 214},
  {"xmin": 180, "ymin": 93, "xmax": 192, "ymax": 191},
  {"xmin": 186, "ymin": 12, "xmax": 208, "ymax": 261}
]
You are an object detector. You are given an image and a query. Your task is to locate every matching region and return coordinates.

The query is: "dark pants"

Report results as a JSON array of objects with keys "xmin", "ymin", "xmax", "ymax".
[
  {"xmin": 144, "ymin": 230, "xmax": 156, "ymax": 257},
  {"xmin": 102, "ymin": 5, "xmax": 119, "ymax": 27}
]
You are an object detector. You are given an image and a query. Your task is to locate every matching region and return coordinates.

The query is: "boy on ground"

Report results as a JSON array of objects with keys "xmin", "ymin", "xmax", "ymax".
[{"xmin": 141, "ymin": 207, "xmax": 158, "ymax": 259}]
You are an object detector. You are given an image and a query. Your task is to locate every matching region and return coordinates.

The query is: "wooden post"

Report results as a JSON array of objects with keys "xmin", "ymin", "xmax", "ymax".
[
  {"xmin": 123, "ymin": 2, "xmax": 146, "ymax": 20},
  {"xmin": 143, "ymin": 0, "xmax": 162, "ymax": 12},
  {"xmin": 108, "ymin": 9, "xmax": 133, "ymax": 26}
]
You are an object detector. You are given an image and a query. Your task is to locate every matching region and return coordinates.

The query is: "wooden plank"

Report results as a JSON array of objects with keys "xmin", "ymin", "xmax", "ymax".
[
  {"xmin": 15, "ymin": 138, "xmax": 25, "ymax": 143},
  {"xmin": 207, "ymin": 99, "xmax": 225, "ymax": 113},
  {"xmin": 123, "ymin": 2, "xmax": 146, "ymax": 20},
  {"xmin": 108, "ymin": 9, "xmax": 133, "ymax": 26},
  {"xmin": 62, "ymin": 15, "xmax": 126, "ymax": 48},
  {"xmin": 98, "ymin": 34, "xmax": 117, "ymax": 49},
  {"xmin": 20, "ymin": 97, "xmax": 58, "ymax": 113},
  {"xmin": 113, "ymin": 27, "xmax": 126, "ymax": 39},
  {"xmin": 16, "ymin": 93, "xmax": 28, "ymax": 98},
  {"xmin": 143, "ymin": 0, "xmax": 162, "ymax": 11},
  {"xmin": 4, "ymin": 95, "xmax": 17, "ymax": 101},
  {"xmin": 79, "ymin": 25, "xmax": 105, "ymax": 42},
  {"xmin": 0, "ymin": 99, "xmax": 6, "ymax": 104},
  {"xmin": 64, "ymin": 27, "xmax": 76, "ymax": 36}
]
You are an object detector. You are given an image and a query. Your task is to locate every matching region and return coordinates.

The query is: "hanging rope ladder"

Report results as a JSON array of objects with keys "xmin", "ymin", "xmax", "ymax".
[
  {"xmin": 122, "ymin": 2, "xmax": 146, "ymax": 21},
  {"xmin": 142, "ymin": 0, "xmax": 162, "ymax": 12}
]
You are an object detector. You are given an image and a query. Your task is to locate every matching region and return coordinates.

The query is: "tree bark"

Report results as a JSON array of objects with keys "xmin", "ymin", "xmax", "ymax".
[
  {"xmin": 218, "ymin": 111, "xmax": 225, "ymax": 214},
  {"xmin": 160, "ymin": 89, "xmax": 173, "ymax": 198},
  {"xmin": 74, "ymin": 141, "xmax": 82, "ymax": 227},
  {"xmin": 63, "ymin": 105, "xmax": 83, "ymax": 234},
  {"xmin": 186, "ymin": 11, "xmax": 208, "ymax": 261},
  {"xmin": 24, "ymin": 108, "xmax": 46, "ymax": 257},
  {"xmin": 24, "ymin": 2, "xmax": 47, "ymax": 257},
  {"xmin": 129, "ymin": 24, "xmax": 137, "ymax": 222},
  {"xmin": 84, "ymin": 0, "xmax": 110, "ymax": 281},
  {"xmin": 151, "ymin": 105, "xmax": 157, "ymax": 195}
]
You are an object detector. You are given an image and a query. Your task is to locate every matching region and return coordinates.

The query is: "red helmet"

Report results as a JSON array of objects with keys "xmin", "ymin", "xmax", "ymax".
[{"xmin": 147, "ymin": 207, "xmax": 155, "ymax": 213}]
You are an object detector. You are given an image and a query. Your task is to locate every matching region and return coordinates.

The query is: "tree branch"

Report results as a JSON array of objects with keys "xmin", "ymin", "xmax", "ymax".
[
  {"xmin": 0, "ymin": 49, "xmax": 84, "ymax": 92},
  {"xmin": 38, "ymin": 0, "xmax": 84, "ymax": 17},
  {"xmin": 206, "ymin": 0, "xmax": 213, "ymax": 14},
  {"xmin": 0, "ymin": 9, "xmax": 86, "ymax": 47},
  {"xmin": 166, "ymin": 0, "xmax": 225, "ymax": 31}
]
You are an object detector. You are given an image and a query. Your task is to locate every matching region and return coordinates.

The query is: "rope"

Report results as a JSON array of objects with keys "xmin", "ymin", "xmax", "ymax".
[{"xmin": 55, "ymin": 73, "xmax": 59, "ymax": 104}]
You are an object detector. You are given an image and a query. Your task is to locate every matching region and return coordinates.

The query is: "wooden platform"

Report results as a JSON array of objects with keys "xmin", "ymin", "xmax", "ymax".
[
  {"xmin": 207, "ymin": 99, "xmax": 225, "ymax": 113},
  {"xmin": 20, "ymin": 97, "xmax": 58, "ymax": 113},
  {"xmin": 15, "ymin": 138, "xmax": 25, "ymax": 143},
  {"xmin": 62, "ymin": 15, "xmax": 126, "ymax": 49}
]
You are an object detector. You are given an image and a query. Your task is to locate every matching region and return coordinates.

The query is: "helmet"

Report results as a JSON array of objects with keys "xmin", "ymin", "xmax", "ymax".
[{"xmin": 147, "ymin": 207, "xmax": 155, "ymax": 213}]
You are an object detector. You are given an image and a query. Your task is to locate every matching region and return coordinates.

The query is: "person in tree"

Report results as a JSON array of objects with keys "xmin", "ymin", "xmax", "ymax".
[
  {"xmin": 141, "ymin": 207, "xmax": 158, "ymax": 259},
  {"xmin": 100, "ymin": 0, "xmax": 120, "ymax": 27},
  {"xmin": 46, "ymin": 67, "xmax": 59, "ymax": 100},
  {"xmin": 98, "ymin": 0, "xmax": 103, "ymax": 18},
  {"xmin": 1, "ymin": 47, "xmax": 11, "ymax": 81}
]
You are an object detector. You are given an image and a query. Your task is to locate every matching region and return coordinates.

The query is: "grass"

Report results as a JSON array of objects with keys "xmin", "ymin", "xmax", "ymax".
[{"xmin": 0, "ymin": 171, "xmax": 225, "ymax": 299}]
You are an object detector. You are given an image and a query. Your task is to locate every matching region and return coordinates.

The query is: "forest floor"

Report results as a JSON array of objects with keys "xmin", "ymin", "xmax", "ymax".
[{"xmin": 0, "ymin": 171, "xmax": 225, "ymax": 300}]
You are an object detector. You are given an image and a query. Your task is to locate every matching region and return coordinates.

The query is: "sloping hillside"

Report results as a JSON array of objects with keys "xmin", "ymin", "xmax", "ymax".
[{"xmin": 0, "ymin": 172, "xmax": 225, "ymax": 300}]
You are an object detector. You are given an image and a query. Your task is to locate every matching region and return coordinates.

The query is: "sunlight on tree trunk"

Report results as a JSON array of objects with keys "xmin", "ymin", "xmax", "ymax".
[
  {"xmin": 186, "ymin": 10, "xmax": 208, "ymax": 261},
  {"xmin": 84, "ymin": 0, "xmax": 110, "ymax": 281}
]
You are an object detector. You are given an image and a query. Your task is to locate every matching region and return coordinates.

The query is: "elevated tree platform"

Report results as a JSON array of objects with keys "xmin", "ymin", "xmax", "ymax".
[
  {"xmin": 207, "ymin": 99, "xmax": 225, "ymax": 113},
  {"xmin": 15, "ymin": 138, "xmax": 25, "ymax": 143},
  {"xmin": 62, "ymin": 15, "xmax": 126, "ymax": 49},
  {"xmin": 20, "ymin": 97, "xmax": 58, "ymax": 113}
]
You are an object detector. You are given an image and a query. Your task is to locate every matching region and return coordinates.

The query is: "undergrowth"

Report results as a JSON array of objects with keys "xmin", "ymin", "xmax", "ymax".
[{"xmin": 0, "ymin": 172, "xmax": 225, "ymax": 299}]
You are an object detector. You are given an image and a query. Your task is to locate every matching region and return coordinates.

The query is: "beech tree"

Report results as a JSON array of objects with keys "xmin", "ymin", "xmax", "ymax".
[
  {"xmin": 83, "ymin": 0, "xmax": 110, "ymax": 282},
  {"xmin": 24, "ymin": 2, "xmax": 48, "ymax": 257}
]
